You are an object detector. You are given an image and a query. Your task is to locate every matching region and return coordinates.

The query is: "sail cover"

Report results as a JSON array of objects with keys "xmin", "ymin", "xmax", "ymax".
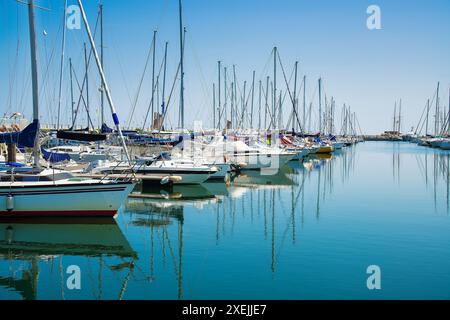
[
  {"xmin": 41, "ymin": 146, "xmax": 71, "ymax": 163},
  {"xmin": 0, "ymin": 119, "xmax": 38, "ymax": 148}
]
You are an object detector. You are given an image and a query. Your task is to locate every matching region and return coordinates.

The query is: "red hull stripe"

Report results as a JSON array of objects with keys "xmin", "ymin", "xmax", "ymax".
[{"xmin": 0, "ymin": 210, "xmax": 117, "ymax": 217}]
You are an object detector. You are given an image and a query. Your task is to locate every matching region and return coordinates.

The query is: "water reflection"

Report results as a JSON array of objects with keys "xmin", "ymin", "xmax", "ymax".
[
  {"xmin": 1, "ymin": 142, "xmax": 450, "ymax": 299},
  {"xmin": 0, "ymin": 218, "xmax": 136, "ymax": 300}
]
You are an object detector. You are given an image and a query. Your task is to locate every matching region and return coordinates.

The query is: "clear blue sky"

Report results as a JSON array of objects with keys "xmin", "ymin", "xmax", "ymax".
[{"xmin": 1, "ymin": 0, "xmax": 449, "ymax": 133}]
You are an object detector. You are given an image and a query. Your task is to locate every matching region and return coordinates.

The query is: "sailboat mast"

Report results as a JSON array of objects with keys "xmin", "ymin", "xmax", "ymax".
[
  {"xmin": 77, "ymin": 0, "xmax": 131, "ymax": 163},
  {"xmin": 251, "ymin": 70, "xmax": 255, "ymax": 129},
  {"xmin": 273, "ymin": 47, "xmax": 277, "ymax": 129},
  {"xmin": 265, "ymin": 76, "xmax": 269, "ymax": 130},
  {"xmin": 212, "ymin": 83, "xmax": 216, "ymax": 129},
  {"xmin": 56, "ymin": 0, "xmax": 67, "ymax": 130},
  {"xmin": 303, "ymin": 75, "xmax": 306, "ymax": 133},
  {"xmin": 151, "ymin": 30, "xmax": 156, "ymax": 129},
  {"xmin": 161, "ymin": 42, "xmax": 168, "ymax": 124},
  {"xmin": 218, "ymin": 61, "xmax": 221, "ymax": 129},
  {"xmin": 292, "ymin": 61, "xmax": 298, "ymax": 132},
  {"xmin": 100, "ymin": 3, "xmax": 104, "ymax": 127},
  {"xmin": 84, "ymin": 42, "xmax": 90, "ymax": 130},
  {"xmin": 27, "ymin": 0, "xmax": 40, "ymax": 167},
  {"xmin": 233, "ymin": 65, "xmax": 237, "ymax": 129},
  {"xmin": 69, "ymin": 58, "xmax": 74, "ymax": 124},
  {"xmin": 224, "ymin": 66, "xmax": 228, "ymax": 129},
  {"xmin": 258, "ymin": 80, "xmax": 262, "ymax": 131},
  {"xmin": 435, "ymin": 82, "xmax": 440, "ymax": 135},
  {"xmin": 318, "ymin": 77, "xmax": 322, "ymax": 133},
  {"xmin": 393, "ymin": 102, "xmax": 396, "ymax": 132},
  {"xmin": 178, "ymin": 0, "xmax": 185, "ymax": 129},
  {"xmin": 425, "ymin": 98, "xmax": 430, "ymax": 135}
]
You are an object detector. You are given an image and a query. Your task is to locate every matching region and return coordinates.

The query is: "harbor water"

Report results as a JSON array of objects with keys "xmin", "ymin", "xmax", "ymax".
[{"xmin": 1, "ymin": 141, "xmax": 449, "ymax": 299}]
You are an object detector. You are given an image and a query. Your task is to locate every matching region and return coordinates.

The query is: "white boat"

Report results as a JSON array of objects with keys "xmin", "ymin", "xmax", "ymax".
[
  {"xmin": 332, "ymin": 141, "xmax": 345, "ymax": 149},
  {"xmin": 44, "ymin": 145, "xmax": 107, "ymax": 162},
  {"xmin": 206, "ymin": 138, "xmax": 296, "ymax": 170},
  {"xmin": 0, "ymin": 1, "xmax": 135, "ymax": 218},
  {"xmin": 0, "ymin": 168, "xmax": 134, "ymax": 217},
  {"xmin": 90, "ymin": 154, "xmax": 218, "ymax": 185}
]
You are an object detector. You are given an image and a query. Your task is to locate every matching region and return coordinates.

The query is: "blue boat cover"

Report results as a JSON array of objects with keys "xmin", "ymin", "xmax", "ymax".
[
  {"xmin": 41, "ymin": 146, "xmax": 71, "ymax": 163},
  {"xmin": 0, "ymin": 119, "xmax": 39, "ymax": 148},
  {"xmin": 101, "ymin": 123, "xmax": 113, "ymax": 133}
]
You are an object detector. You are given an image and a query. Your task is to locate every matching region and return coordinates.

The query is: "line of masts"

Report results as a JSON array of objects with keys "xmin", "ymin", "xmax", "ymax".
[
  {"xmin": 211, "ymin": 47, "xmax": 359, "ymax": 136},
  {"xmin": 414, "ymin": 81, "xmax": 450, "ymax": 136}
]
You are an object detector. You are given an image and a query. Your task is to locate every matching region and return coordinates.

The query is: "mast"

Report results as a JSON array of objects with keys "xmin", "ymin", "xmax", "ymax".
[
  {"xmin": 251, "ymin": 70, "xmax": 255, "ymax": 129},
  {"xmin": 212, "ymin": 83, "xmax": 216, "ymax": 129},
  {"xmin": 242, "ymin": 81, "xmax": 246, "ymax": 129},
  {"xmin": 448, "ymin": 86, "xmax": 450, "ymax": 135},
  {"xmin": 161, "ymin": 41, "xmax": 168, "ymax": 128},
  {"xmin": 84, "ymin": 42, "xmax": 90, "ymax": 130},
  {"xmin": 273, "ymin": 47, "xmax": 277, "ymax": 129},
  {"xmin": 233, "ymin": 65, "xmax": 237, "ymax": 129},
  {"xmin": 258, "ymin": 80, "xmax": 262, "ymax": 131},
  {"xmin": 265, "ymin": 76, "xmax": 269, "ymax": 130},
  {"xmin": 69, "ymin": 58, "xmax": 75, "ymax": 124},
  {"xmin": 318, "ymin": 77, "xmax": 322, "ymax": 133},
  {"xmin": 150, "ymin": 30, "xmax": 156, "ymax": 128},
  {"xmin": 100, "ymin": 3, "xmax": 104, "ymax": 126},
  {"xmin": 435, "ymin": 82, "xmax": 440, "ymax": 135},
  {"xmin": 178, "ymin": 0, "xmax": 185, "ymax": 129},
  {"xmin": 398, "ymin": 98, "xmax": 402, "ymax": 133},
  {"xmin": 292, "ymin": 61, "xmax": 298, "ymax": 132},
  {"xmin": 218, "ymin": 61, "xmax": 221, "ymax": 129},
  {"xmin": 28, "ymin": 0, "xmax": 40, "ymax": 168},
  {"xmin": 425, "ymin": 98, "xmax": 430, "ymax": 135},
  {"xmin": 56, "ymin": 0, "xmax": 67, "ymax": 130},
  {"xmin": 303, "ymin": 75, "xmax": 306, "ymax": 133},
  {"xmin": 393, "ymin": 101, "xmax": 396, "ymax": 132},
  {"xmin": 224, "ymin": 66, "xmax": 227, "ymax": 129},
  {"xmin": 77, "ymin": 0, "xmax": 131, "ymax": 163}
]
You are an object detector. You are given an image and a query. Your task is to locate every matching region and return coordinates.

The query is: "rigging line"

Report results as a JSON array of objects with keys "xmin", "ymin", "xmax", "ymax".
[
  {"xmin": 416, "ymin": 99, "xmax": 432, "ymax": 135},
  {"xmin": 38, "ymin": 6, "xmax": 62, "ymax": 125},
  {"xmin": 6, "ymin": 3, "xmax": 21, "ymax": 114},
  {"xmin": 277, "ymin": 51, "xmax": 303, "ymax": 131},
  {"xmin": 126, "ymin": 34, "xmax": 156, "ymax": 128},
  {"xmin": 110, "ymin": 38, "xmax": 134, "ymax": 124},
  {"xmin": 142, "ymin": 51, "xmax": 166, "ymax": 131},
  {"xmin": 186, "ymin": 31, "xmax": 212, "ymax": 121},
  {"xmin": 70, "ymin": 11, "xmax": 100, "ymax": 128},
  {"xmin": 157, "ymin": 62, "xmax": 181, "ymax": 131},
  {"xmin": 71, "ymin": 67, "xmax": 96, "ymax": 129}
]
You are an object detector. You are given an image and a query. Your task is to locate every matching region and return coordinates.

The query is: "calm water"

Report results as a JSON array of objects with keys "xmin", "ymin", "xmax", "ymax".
[{"xmin": 1, "ymin": 141, "xmax": 450, "ymax": 300}]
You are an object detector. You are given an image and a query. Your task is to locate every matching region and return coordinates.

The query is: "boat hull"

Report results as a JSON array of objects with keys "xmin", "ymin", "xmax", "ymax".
[
  {"xmin": 439, "ymin": 141, "xmax": 450, "ymax": 150},
  {"xmin": 136, "ymin": 170, "xmax": 211, "ymax": 184},
  {"xmin": 0, "ymin": 182, "xmax": 134, "ymax": 217},
  {"xmin": 316, "ymin": 145, "xmax": 334, "ymax": 154}
]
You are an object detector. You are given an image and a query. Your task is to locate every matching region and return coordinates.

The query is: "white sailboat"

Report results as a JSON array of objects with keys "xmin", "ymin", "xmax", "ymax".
[{"xmin": 0, "ymin": 0, "xmax": 134, "ymax": 217}]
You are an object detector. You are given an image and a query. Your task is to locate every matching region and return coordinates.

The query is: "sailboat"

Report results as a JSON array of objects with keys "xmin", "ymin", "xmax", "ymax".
[{"xmin": 0, "ymin": 0, "xmax": 134, "ymax": 217}]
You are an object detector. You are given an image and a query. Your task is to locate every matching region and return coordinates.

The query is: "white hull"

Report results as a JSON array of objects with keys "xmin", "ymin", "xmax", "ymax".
[{"xmin": 0, "ymin": 182, "xmax": 134, "ymax": 216}]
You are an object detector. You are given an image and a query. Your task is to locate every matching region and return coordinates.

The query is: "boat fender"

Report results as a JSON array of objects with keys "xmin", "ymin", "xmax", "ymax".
[
  {"xmin": 6, "ymin": 194, "xmax": 14, "ymax": 211},
  {"xmin": 160, "ymin": 176, "xmax": 170, "ymax": 185}
]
